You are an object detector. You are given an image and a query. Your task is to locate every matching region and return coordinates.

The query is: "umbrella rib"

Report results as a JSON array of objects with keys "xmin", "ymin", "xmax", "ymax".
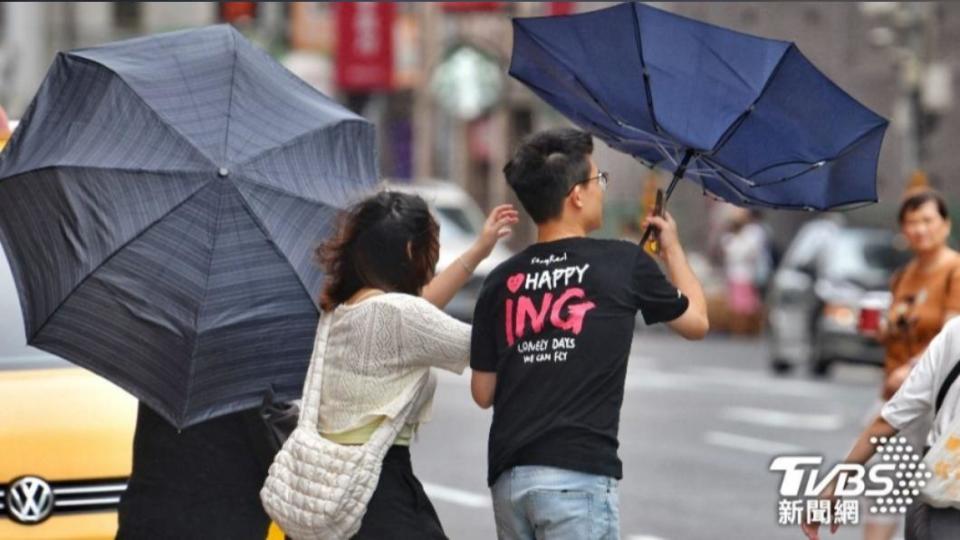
[
  {"xmin": 228, "ymin": 178, "xmax": 322, "ymax": 314},
  {"xmin": 516, "ymin": 24, "xmax": 667, "ymax": 148},
  {"xmin": 237, "ymin": 118, "xmax": 371, "ymax": 168},
  {"xmin": 234, "ymin": 169, "xmax": 358, "ymax": 209},
  {"xmin": 28, "ymin": 174, "xmax": 214, "ymax": 344},
  {"xmin": 698, "ymin": 158, "xmax": 878, "ymax": 211},
  {"xmin": 180, "ymin": 180, "xmax": 224, "ymax": 421},
  {"xmin": 221, "ymin": 29, "xmax": 239, "ymax": 166},
  {"xmin": 0, "ymin": 164, "xmax": 211, "ymax": 187},
  {"xmin": 708, "ymin": 44, "xmax": 793, "ymax": 156},
  {"xmin": 66, "ymin": 55, "xmax": 219, "ymax": 167},
  {"xmin": 630, "ymin": 2, "xmax": 660, "ymax": 134},
  {"xmin": 701, "ymin": 123, "xmax": 886, "ymax": 190},
  {"xmin": 745, "ymin": 123, "xmax": 887, "ymax": 187}
]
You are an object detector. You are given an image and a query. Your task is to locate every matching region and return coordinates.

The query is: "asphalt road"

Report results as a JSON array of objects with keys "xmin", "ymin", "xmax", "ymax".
[{"xmin": 411, "ymin": 329, "xmax": 896, "ymax": 540}]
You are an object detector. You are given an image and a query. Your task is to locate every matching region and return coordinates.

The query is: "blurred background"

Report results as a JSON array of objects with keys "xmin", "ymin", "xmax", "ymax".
[{"xmin": 1, "ymin": 3, "xmax": 958, "ymax": 539}]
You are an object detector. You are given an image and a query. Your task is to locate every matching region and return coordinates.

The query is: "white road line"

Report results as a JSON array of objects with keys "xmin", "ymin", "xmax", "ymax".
[
  {"xmin": 704, "ymin": 430, "xmax": 806, "ymax": 455},
  {"xmin": 628, "ymin": 536, "xmax": 669, "ymax": 540},
  {"xmin": 720, "ymin": 406, "xmax": 844, "ymax": 431},
  {"xmin": 623, "ymin": 369, "xmax": 831, "ymax": 398},
  {"xmin": 421, "ymin": 482, "xmax": 491, "ymax": 508}
]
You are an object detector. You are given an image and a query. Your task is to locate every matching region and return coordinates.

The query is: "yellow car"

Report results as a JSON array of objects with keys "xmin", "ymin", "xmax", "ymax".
[{"xmin": 0, "ymin": 201, "xmax": 284, "ymax": 540}]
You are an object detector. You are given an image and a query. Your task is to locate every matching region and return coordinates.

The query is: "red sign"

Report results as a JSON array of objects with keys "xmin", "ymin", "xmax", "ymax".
[
  {"xmin": 335, "ymin": 2, "xmax": 395, "ymax": 91},
  {"xmin": 220, "ymin": 2, "xmax": 257, "ymax": 23},
  {"xmin": 548, "ymin": 2, "xmax": 576, "ymax": 16},
  {"xmin": 442, "ymin": 2, "xmax": 502, "ymax": 12}
]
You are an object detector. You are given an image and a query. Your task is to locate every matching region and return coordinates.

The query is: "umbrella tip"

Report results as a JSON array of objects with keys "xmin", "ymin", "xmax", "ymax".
[{"xmin": 217, "ymin": 167, "xmax": 229, "ymax": 178}]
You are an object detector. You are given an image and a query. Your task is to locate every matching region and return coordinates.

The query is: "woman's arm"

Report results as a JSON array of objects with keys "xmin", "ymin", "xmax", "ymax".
[
  {"xmin": 800, "ymin": 416, "xmax": 898, "ymax": 540},
  {"xmin": 421, "ymin": 204, "xmax": 518, "ymax": 309}
]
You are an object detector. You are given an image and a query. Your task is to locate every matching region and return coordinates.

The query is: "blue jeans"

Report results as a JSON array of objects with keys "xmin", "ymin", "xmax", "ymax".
[{"xmin": 491, "ymin": 465, "xmax": 620, "ymax": 540}]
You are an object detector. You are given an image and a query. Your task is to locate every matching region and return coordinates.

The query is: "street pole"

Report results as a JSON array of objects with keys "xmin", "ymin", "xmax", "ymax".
[{"xmin": 413, "ymin": 2, "xmax": 439, "ymax": 180}]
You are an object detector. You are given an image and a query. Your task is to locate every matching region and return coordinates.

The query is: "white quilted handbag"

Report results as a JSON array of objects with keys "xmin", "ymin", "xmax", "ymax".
[{"xmin": 260, "ymin": 312, "xmax": 428, "ymax": 539}]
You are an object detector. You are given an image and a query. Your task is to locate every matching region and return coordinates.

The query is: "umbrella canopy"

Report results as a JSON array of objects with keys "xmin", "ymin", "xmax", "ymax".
[
  {"xmin": 510, "ymin": 2, "xmax": 888, "ymax": 211},
  {"xmin": 0, "ymin": 25, "xmax": 377, "ymax": 428}
]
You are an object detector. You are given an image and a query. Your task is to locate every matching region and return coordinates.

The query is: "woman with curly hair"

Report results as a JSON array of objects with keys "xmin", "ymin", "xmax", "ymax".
[{"xmin": 309, "ymin": 189, "xmax": 516, "ymax": 538}]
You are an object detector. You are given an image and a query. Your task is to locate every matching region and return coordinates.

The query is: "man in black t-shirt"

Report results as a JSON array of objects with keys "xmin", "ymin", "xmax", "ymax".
[{"xmin": 470, "ymin": 129, "xmax": 709, "ymax": 539}]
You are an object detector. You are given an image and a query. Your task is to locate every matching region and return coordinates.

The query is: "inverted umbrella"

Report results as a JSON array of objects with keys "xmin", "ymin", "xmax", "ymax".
[
  {"xmin": 0, "ymin": 25, "xmax": 377, "ymax": 428},
  {"xmin": 510, "ymin": 2, "xmax": 888, "ymax": 214}
]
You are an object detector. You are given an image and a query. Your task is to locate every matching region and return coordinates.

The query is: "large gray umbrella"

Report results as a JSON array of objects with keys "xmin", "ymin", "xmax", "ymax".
[{"xmin": 0, "ymin": 25, "xmax": 377, "ymax": 428}]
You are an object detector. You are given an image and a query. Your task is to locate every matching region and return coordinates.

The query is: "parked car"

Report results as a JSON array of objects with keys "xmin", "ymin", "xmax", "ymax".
[
  {"xmin": 0, "ymin": 243, "xmax": 136, "ymax": 537},
  {"xmin": 386, "ymin": 179, "xmax": 513, "ymax": 321},
  {"xmin": 766, "ymin": 220, "xmax": 910, "ymax": 376}
]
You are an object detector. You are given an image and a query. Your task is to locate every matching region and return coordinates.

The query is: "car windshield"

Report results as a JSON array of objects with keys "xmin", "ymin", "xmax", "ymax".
[
  {"xmin": 818, "ymin": 230, "xmax": 909, "ymax": 289},
  {"xmin": 435, "ymin": 205, "xmax": 481, "ymax": 245}
]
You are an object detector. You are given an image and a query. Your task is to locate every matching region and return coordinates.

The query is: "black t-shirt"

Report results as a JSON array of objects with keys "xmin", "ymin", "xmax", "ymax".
[{"xmin": 470, "ymin": 237, "xmax": 689, "ymax": 486}]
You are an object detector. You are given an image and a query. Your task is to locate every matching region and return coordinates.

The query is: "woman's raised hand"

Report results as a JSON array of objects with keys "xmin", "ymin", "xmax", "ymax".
[{"xmin": 473, "ymin": 204, "xmax": 519, "ymax": 259}]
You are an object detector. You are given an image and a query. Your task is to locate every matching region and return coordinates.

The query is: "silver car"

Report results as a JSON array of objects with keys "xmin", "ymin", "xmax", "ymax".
[
  {"xmin": 385, "ymin": 179, "xmax": 513, "ymax": 321},
  {"xmin": 766, "ymin": 220, "xmax": 910, "ymax": 377}
]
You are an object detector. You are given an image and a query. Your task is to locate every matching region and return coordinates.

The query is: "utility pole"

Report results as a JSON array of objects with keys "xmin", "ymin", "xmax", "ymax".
[
  {"xmin": 860, "ymin": 2, "xmax": 951, "ymax": 186},
  {"xmin": 413, "ymin": 3, "xmax": 440, "ymax": 180}
]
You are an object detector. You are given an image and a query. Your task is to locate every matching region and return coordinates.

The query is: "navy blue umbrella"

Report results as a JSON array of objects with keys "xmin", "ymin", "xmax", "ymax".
[
  {"xmin": 0, "ymin": 25, "xmax": 377, "ymax": 428},
  {"xmin": 510, "ymin": 2, "xmax": 888, "ymax": 215}
]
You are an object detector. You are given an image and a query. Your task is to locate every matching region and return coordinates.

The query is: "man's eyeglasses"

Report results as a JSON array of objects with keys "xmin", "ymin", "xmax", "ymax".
[{"xmin": 567, "ymin": 171, "xmax": 609, "ymax": 195}]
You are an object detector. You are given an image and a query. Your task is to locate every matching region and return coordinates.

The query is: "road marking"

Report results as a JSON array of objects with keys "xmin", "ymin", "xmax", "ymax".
[
  {"xmin": 422, "ymin": 482, "xmax": 491, "ymax": 508},
  {"xmin": 704, "ymin": 431, "xmax": 806, "ymax": 455},
  {"xmin": 720, "ymin": 406, "xmax": 844, "ymax": 431},
  {"xmin": 628, "ymin": 535, "xmax": 669, "ymax": 540},
  {"xmin": 623, "ymin": 369, "xmax": 832, "ymax": 398}
]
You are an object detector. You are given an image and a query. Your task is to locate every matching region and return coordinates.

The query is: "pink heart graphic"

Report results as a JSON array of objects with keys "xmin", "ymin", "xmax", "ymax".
[{"xmin": 506, "ymin": 273, "xmax": 525, "ymax": 294}]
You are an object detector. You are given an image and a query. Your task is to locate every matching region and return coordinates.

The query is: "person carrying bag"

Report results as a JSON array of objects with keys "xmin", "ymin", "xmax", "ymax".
[
  {"xmin": 260, "ymin": 312, "xmax": 430, "ymax": 539},
  {"xmin": 260, "ymin": 190, "xmax": 517, "ymax": 539}
]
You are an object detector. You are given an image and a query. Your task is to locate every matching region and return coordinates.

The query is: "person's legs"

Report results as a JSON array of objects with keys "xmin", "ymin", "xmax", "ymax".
[
  {"xmin": 494, "ymin": 465, "xmax": 618, "ymax": 540},
  {"xmin": 353, "ymin": 446, "xmax": 447, "ymax": 540},
  {"xmin": 492, "ymin": 468, "xmax": 539, "ymax": 540},
  {"xmin": 924, "ymin": 505, "xmax": 960, "ymax": 538}
]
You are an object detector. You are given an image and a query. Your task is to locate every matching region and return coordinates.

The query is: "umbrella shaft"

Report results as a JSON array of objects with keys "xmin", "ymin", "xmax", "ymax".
[{"xmin": 639, "ymin": 149, "xmax": 695, "ymax": 247}]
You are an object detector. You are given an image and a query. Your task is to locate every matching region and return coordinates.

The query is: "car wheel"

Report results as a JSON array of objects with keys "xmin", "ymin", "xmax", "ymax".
[
  {"xmin": 807, "ymin": 334, "xmax": 831, "ymax": 378},
  {"xmin": 770, "ymin": 357, "xmax": 793, "ymax": 375}
]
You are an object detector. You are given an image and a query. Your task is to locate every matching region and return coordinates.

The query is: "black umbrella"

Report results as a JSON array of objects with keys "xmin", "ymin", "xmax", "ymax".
[{"xmin": 0, "ymin": 25, "xmax": 378, "ymax": 427}]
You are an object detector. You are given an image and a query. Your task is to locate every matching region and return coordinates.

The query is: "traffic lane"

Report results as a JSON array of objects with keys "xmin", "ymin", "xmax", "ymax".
[
  {"xmin": 413, "ymin": 335, "xmax": 886, "ymax": 540},
  {"xmin": 619, "ymin": 339, "xmax": 885, "ymax": 539}
]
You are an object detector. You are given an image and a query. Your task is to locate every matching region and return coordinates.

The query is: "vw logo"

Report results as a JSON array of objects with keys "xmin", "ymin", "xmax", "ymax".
[{"xmin": 6, "ymin": 476, "xmax": 54, "ymax": 524}]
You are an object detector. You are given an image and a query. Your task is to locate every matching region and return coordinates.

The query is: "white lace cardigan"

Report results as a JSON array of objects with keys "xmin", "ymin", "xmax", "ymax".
[{"xmin": 316, "ymin": 292, "xmax": 472, "ymax": 437}]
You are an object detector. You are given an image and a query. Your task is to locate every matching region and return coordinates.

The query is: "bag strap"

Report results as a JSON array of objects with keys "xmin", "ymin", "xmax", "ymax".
[
  {"xmin": 298, "ymin": 311, "xmax": 335, "ymax": 430},
  {"xmin": 365, "ymin": 372, "xmax": 432, "ymax": 451},
  {"xmin": 297, "ymin": 307, "xmax": 432, "ymax": 453},
  {"xmin": 936, "ymin": 357, "xmax": 960, "ymax": 415}
]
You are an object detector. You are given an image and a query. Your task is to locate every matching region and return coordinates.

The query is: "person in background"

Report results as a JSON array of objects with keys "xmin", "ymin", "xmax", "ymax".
[
  {"xmin": 802, "ymin": 317, "xmax": 960, "ymax": 540},
  {"xmin": 859, "ymin": 188, "xmax": 960, "ymax": 540},
  {"xmin": 470, "ymin": 128, "xmax": 708, "ymax": 539},
  {"xmin": 721, "ymin": 208, "xmax": 767, "ymax": 335}
]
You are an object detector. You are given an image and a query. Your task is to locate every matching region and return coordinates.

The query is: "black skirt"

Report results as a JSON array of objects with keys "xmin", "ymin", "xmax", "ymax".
[
  {"xmin": 352, "ymin": 446, "xmax": 448, "ymax": 540},
  {"xmin": 116, "ymin": 403, "xmax": 276, "ymax": 540}
]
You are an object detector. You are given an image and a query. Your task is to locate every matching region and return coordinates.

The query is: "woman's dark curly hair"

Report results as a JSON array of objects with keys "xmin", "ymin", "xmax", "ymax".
[{"xmin": 317, "ymin": 191, "xmax": 440, "ymax": 312}]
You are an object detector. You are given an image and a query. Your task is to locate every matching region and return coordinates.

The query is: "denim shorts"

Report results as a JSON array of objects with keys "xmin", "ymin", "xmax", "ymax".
[{"xmin": 491, "ymin": 465, "xmax": 620, "ymax": 540}]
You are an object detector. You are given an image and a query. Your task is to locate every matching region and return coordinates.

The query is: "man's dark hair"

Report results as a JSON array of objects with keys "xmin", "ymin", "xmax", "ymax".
[
  {"xmin": 503, "ymin": 128, "xmax": 593, "ymax": 224},
  {"xmin": 898, "ymin": 190, "xmax": 949, "ymax": 224}
]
